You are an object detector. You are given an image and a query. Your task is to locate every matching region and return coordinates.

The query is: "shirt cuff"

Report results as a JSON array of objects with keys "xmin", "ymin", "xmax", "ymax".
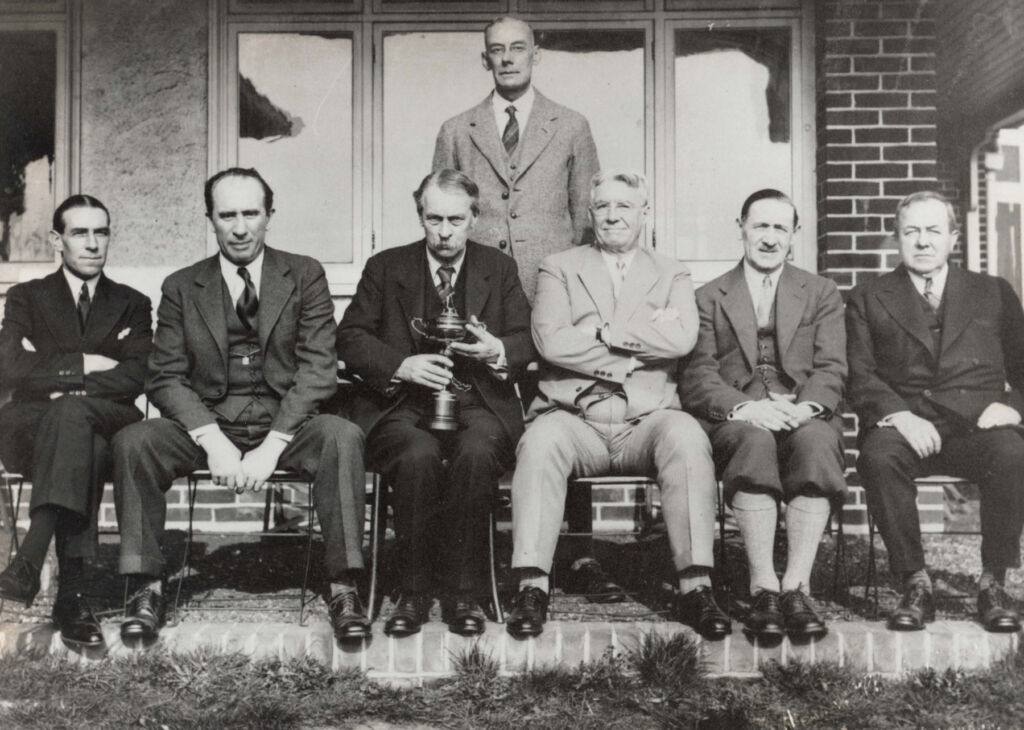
[
  {"xmin": 802, "ymin": 401, "xmax": 826, "ymax": 417},
  {"xmin": 266, "ymin": 430, "xmax": 293, "ymax": 444},
  {"xmin": 486, "ymin": 340, "xmax": 509, "ymax": 381},
  {"xmin": 727, "ymin": 401, "xmax": 753, "ymax": 420},
  {"xmin": 189, "ymin": 423, "xmax": 221, "ymax": 445}
]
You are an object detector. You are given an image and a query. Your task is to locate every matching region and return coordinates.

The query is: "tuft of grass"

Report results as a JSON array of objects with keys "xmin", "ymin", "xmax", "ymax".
[{"xmin": 628, "ymin": 631, "xmax": 704, "ymax": 688}]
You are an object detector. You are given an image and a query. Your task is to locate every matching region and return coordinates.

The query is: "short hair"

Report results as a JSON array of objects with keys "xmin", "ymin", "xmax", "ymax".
[
  {"xmin": 739, "ymin": 188, "xmax": 799, "ymax": 228},
  {"xmin": 589, "ymin": 170, "xmax": 649, "ymax": 207},
  {"xmin": 52, "ymin": 195, "xmax": 109, "ymax": 233},
  {"xmin": 413, "ymin": 169, "xmax": 481, "ymax": 217},
  {"xmin": 483, "ymin": 15, "xmax": 535, "ymax": 46},
  {"xmin": 893, "ymin": 190, "xmax": 959, "ymax": 232},
  {"xmin": 204, "ymin": 167, "xmax": 275, "ymax": 218}
]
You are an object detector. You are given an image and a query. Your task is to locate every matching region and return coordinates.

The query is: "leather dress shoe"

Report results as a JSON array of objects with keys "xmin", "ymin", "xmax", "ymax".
[
  {"xmin": 121, "ymin": 586, "xmax": 165, "ymax": 642},
  {"xmin": 0, "ymin": 555, "xmax": 41, "ymax": 608},
  {"xmin": 676, "ymin": 585, "xmax": 731, "ymax": 640},
  {"xmin": 888, "ymin": 582, "xmax": 935, "ymax": 631},
  {"xmin": 53, "ymin": 593, "xmax": 105, "ymax": 649},
  {"xmin": 328, "ymin": 590, "xmax": 372, "ymax": 641},
  {"xmin": 568, "ymin": 557, "xmax": 626, "ymax": 603},
  {"xmin": 444, "ymin": 595, "xmax": 487, "ymax": 636},
  {"xmin": 744, "ymin": 589, "xmax": 784, "ymax": 640},
  {"xmin": 384, "ymin": 594, "xmax": 430, "ymax": 637},
  {"xmin": 779, "ymin": 590, "xmax": 827, "ymax": 639},
  {"xmin": 977, "ymin": 583, "xmax": 1021, "ymax": 633},
  {"xmin": 506, "ymin": 586, "xmax": 548, "ymax": 638}
]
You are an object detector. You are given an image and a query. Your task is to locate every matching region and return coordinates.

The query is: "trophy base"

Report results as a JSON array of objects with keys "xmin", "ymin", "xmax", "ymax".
[
  {"xmin": 428, "ymin": 417, "xmax": 459, "ymax": 431},
  {"xmin": 428, "ymin": 389, "xmax": 459, "ymax": 431}
]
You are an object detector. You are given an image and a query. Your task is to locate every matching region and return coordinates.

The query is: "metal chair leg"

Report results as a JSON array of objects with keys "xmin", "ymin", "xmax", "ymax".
[
  {"xmin": 367, "ymin": 473, "xmax": 385, "ymax": 622},
  {"xmin": 299, "ymin": 483, "xmax": 315, "ymax": 626},
  {"xmin": 866, "ymin": 510, "xmax": 879, "ymax": 619},
  {"xmin": 488, "ymin": 510, "xmax": 504, "ymax": 622},
  {"xmin": 173, "ymin": 475, "xmax": 199, "ymax": 623}
]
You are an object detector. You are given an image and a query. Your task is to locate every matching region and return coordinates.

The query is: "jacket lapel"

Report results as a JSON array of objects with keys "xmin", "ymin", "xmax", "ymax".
[
  {"xmin": 83, "ymin": 274, "xmax": 129, "ymax": 347},
  {"xmin": 875, "ymin": 266, "xmax": 936, "ymax": 359},
  {"xmin": 515, "ymin": 91, "xmax": 558, "ymax": 178},
  {"xmin": 577, "ymin": 246, "xmax": 616, "ymax": 323},
  {"xmin": 776, "ymin": 264, "xmax": 808, "ymax": 358},
  {"xmin": 611, "ymin": 249, "xmax": 658, "ymax": 326},
  {"xmin": 397, "ymin": 243, "xmax": 428, "ymax": 345},
  {"xmin": 938, "ymin": 266, "xmax": 971, "ymax": 357},
  {"xmin": 257, "ymin": 248, "xmax": 296, "ymax": 352},
  {"xmin": 193, "ymin": 256, "xmax": 228, "ymax": 371},
  {"xmin": 463, "ymin": 244, "xmax": 492, "ymax": 318},
  {"xmin": 39, "ymin": 270, "xmax": 81, "ymax": 346},
  {"xmin": 468, "ymin": 95, "xmax": 511, "ymax": 186},
  {"xmin": 718, "ymin": 263, "xmax": 759, "ymax": 369}
]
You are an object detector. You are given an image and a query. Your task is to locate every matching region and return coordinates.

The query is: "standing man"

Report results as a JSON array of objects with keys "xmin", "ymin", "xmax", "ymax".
[
  {"xmin": 506, "ymin": 171, "xmax": 727, "ymax": 640},
  {"xmin": 848, "ymin": 190, "xmax": 1024, "ymax": 633},
  {"xmin": 433, "ymin": 16, "xmax": 614, "ymax": 599},
  {"xmin": 0, "ymin": 195, "xmax": 152, "ymax": 650},
  {"xmin": 336, "ymin": 169, "xmax": 533, "ymax": 637},
  {"xmin": 112, "ymin": 168, "xmax": 370, "ymax": 644},
  {"xmin": 680, "ymin": 189, "xmax": 847, "ymax": 641}
]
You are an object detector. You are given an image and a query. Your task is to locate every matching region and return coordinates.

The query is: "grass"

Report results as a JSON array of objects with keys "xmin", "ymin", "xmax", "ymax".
[{"xmin": 3, "ymin": 633, "xmax": 1024, "ymax": 729}]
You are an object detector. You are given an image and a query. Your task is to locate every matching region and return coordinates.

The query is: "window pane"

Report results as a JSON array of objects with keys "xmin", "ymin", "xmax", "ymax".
[
  {"xmin": 0, "ymin": 30, "xmax": 56, "ymax": 263},
  {"xmin": 381, "ymin": 28, "xmax": 644, "ymax": 248},
  {"xmin": 674, "ymin": 27, "xmax": 792, "ymax": 262},
  {"xmin": 238, "ymin": 32, "xmax": 353, "ymax": 263}
]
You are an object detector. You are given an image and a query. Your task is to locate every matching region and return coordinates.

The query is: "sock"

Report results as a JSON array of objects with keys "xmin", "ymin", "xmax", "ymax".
[
  {"xmin": 127, "ymin": 574, "xmax": 162, "ymax": 596},
  {"xmin": 780, "ymin": 495, "xmax": 831, "ymax": 593},
  {"xmin": 678, "ymin": 566, "xmax": 712, "ymax": 594},
  {"xmin": 518, "ymin": 567, "xmax": 549, "ymax": 594},
  {"xmin": 980, "ymin": 568, "xmax": 1006, "ymax": 591},
  {"xmin": 903, "ymin": 569, "xmax": 932, "ymax": 591},
  {"xmin": 329, "ymin": 569, "xmax": 361, "ymax": 598},
  {"xmin": 732, "ymin": 490, "xmax": 780, "ymax": 594},
  {"xmin": 15, "ymin": 506, "xmax": 58, "ymax": 571},
  {"xmin": 56, "ymin": 557, "xmax": 86, "ymax": 599}
]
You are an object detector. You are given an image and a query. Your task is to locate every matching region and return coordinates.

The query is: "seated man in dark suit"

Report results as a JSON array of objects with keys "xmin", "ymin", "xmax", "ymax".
[
  {"xmin": 113, "ymin": 168, "xmax": 370, "ymax": 643},
  {"xmin": 0, "ymin": 195, "xmax": 152, "ymax": 650},
  {"xmin": 336, "ymin": 169, "xmax": 533, "ymax": 637},
  {"xmin": 848, "ymin": 190, "xmax": 1024, "ymax": 633},
  {"xmin": 680, "ymin": 189, "xmax": 847, "ymax": 640}
]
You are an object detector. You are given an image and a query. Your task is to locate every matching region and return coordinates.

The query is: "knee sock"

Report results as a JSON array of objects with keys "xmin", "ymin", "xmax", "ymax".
[
  {"xmin": 781, "ymin": 495, "xmax": 831, "ymax": 593},
  {"xmin": 732, "ymin": 490, "xmax": 780, "ymax": 594},
  {"xmin": 329, "ymin": 569, "xmax": 361, "ymax": 598},
  {"xmin": 979, "ymin": 567, "xmax": 1007, "ymax": 591},
  {"xmin": 678, "ymin": 565, "xmax": 712, "ymax": 594},
  {"xmin": 903, "ymin": 568, "xmax": 932, "ymax": 591},
  {"xmin": 15, "ymin": 506, "xmax": 58, "ymax": 572},
  {"xmin": 518, "ymin": 567, "xmax": 550, "ymax": 594}
]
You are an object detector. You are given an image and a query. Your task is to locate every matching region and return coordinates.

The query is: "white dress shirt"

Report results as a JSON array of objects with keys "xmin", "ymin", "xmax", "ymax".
[
  {"xmin": 906, "ymin": 263, "xmax": 948, "ymax": 301},
  {"xmin": 62, "ymin": 266, "xmax": 100, "ymax": 303},
  {"xmin": 491, "ymin": 86, "xmax": 535, "ymax": 141}
]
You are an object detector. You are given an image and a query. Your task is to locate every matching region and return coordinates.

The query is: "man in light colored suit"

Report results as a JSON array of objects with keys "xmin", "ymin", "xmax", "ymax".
[
  {"xmin": 433, "ymin": 15, "xmax": 612, "ymax": 600},
  {"xmin": 679, "ymin": 189, "xmax": 847, "ymax": 641},
  {"xmin": 112, "ymin": 168, "xmax": 370, "ymax": 644},
  {"xmin": 505, "ymin": 171, "xmax": 726, "ymax": 640}
]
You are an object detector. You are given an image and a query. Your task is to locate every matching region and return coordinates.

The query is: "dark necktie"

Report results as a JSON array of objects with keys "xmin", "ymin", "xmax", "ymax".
[
  {"xmin": 502, "ymin": 105, "xmax": 519, "ymax": 155},
  {"xmin": 923, "ymin": 277, "xmax": 940, "ymax": 312},
  {"xmin": 77, "ymin": 282, "xmax": 91, "ymax": 333},
  {"xmin": 236, "ymin": 266, "xmax": 259, "ymax": 331},
  {"xmin": 437, "ymin": 265, "xmax": 456, "ymax": 302}
]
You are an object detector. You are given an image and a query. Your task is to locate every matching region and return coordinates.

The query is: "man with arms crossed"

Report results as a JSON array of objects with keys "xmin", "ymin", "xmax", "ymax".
[
  {"xmin": 680, "ymin": 189, "xmax": 847, "ymax": 640},
  {"xmin": 113, "ymin": 168, "xmax": 370, "ymax": 643},
  {"xmin": 848, "ymin": 190, "xmax": 1024, "ymax": 632},
  {"xmin": 0, "ymin": 195, "xmax": 152, "ymax": 650},
  {"xmin": 505, "ymin": 171, "xmax": 727, "ymax": 639}
]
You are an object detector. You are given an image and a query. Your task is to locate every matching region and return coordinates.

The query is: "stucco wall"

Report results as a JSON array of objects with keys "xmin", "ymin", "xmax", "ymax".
[{"xmin": 79, "ymin": 0, "xmax": 208, "ymax": 270}]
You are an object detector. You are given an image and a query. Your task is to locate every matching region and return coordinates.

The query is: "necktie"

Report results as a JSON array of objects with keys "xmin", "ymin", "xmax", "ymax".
[
  {"xmin": 437, "ymin": 265, "xmax": 456, "ymax": 302},
  {"xmin": 502, "ymin": 105, "xmax": 519, "ymax": 155},
  {"xmin": 923, "ymin": 277, "xmax": 940, "ymax": 312},
  {"xmin": 236, "ymin": 266, "xmax": 259, "ymax": 331},
  {"xmin": 613, "ymin": 260, "xmax": 628, "ymax": 300},
  {"xmin": 77, "ymin": 283, "xmax": 91, "ymax": 333},
  {"xmin": 756, "ymin": 274, "xmax": 773, "ymax": 330}
]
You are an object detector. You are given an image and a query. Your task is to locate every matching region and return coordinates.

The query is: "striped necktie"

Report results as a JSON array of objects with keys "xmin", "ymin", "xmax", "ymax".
[
  {"xmin": 437, "ymin": 265, "xmax": 456, "ymax": 302},
  {"xmin": 502, "ymin": 105, "xmax": 519, "ymax": 155},
  {"xmin": 923, "ymin": 277, "xmax": 940, "ymax": 312},
  {"xmin": 236, "ymin": 266, "xmax": 259, "ymax": 331}
]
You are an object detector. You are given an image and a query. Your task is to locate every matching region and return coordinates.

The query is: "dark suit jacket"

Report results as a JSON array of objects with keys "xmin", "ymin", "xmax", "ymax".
[
  {"xmin": 432, "ymin": 90, "xmax": 600, "ymax": 301},
  {"xmin": 335, "ymin": 240, "xmax": 534, "ymax": 443},
  {"xmin": 0, "ymin": 269, "xmax": 152, "ymax": 405},
  {"xmin": 146, "ymin": 247, "xmax": 337, "ymax": 435},
  {"xmin": 679, "ymin": 262, "xmax": 847, "ymax": 422},
  {"xmin": 846, "ymin": 264, "xmax": 1024, "ymax": 435}
]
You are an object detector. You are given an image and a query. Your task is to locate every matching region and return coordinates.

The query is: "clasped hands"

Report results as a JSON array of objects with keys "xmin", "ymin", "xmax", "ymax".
[
  {"xmin": 887, "ymin": 402, "xmax": 1021, "ymax": 459},
  {"xmin": 199, "ymin": 429, "xmax": 286, "ymax": 493},
  {"xmin": 732, "ymin": 393, "xmax": 817, "ymax": 432},
  {"xmin": 395, "ymin": 316, "xmax": 501, "ymax": 391}
]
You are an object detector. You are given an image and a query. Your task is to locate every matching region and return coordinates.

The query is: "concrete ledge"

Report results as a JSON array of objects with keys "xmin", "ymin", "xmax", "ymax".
[{"xmin": 0, "ymin": 619, "xmax": 1016, "ymax": 684}]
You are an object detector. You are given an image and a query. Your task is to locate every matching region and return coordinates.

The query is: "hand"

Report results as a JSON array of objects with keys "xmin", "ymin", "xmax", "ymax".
[
  {"xmin": 394, "ymin": 353, "xmax": 454, "ymax": 391},
  {"xmin": 977, "ymin": 402, "xmax": 1022, "ymax": 430},
  {"xmin": 238, "ymin": 439, "xmax": 286, "ymax": 493},
  {"xmin": 768, "ymin": 392, "xmax": 816, "ymax": 427},
  {"xmin": 731, "ymin": 399, "xmax": 800, "ymax": 431},
  {"xmin": 448, "ymin": 317, "xmax": 503, "ymax": 362},
  {"xmin": 887, "ymin": 411, "xmax": 942, "ymax": 459},
  {"xmin": 197, "ymin": 428, "xmax": 243, "ymax": 488},
  {"xmin": 650, "ymin": 307, "xmax": 681, "ymax": 323},
  {"xmin": 83, "ymin": 354, "xmax": 119, "ymax": 374}
]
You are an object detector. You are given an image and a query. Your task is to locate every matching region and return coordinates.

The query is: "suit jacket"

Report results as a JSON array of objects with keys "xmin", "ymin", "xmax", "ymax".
[
  {"xmin": 0, "ymin": 269, "xmax": 152, "ymax": 405},
  {"xmin": 679, "ymin": 262, "xmax": 847, "ymax": 422},
  {"xmin": 335, "ymin": 240, "xmax": 534, "ymax": 443},
  {"xmin": 146, "ymin": 246, "xmax": 337, "ymax": 435},
  {"xmin": 846, "ymin": 264, "xmax": 1024, "ymax": 435},
  {"xmin": 528, "ymin": 245, "xmax": 698, "ymax": 422},
  {"xmin": 432, "ymin": 90, "xmax": 600, "ymax": 301}
]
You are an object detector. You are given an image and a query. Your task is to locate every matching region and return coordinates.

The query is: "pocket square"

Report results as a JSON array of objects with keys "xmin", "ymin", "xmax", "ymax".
[
  {"xmin": 117, "ymin": 327, "xmax": 131, "ymax": 340},
  {"xmin": 21, "ymin": 337, "xmax": 36, "ymax": 352}
]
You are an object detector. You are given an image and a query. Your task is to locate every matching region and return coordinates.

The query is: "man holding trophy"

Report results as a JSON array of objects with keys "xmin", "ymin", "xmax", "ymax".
[{"xmin": 336, "ymin": 169, "xmax": 534, "ymax": 637}]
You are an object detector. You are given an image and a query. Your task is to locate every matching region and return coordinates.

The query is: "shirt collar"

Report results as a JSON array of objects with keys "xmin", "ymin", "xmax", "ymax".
[
  {"xmin": 491, "ymin": 86, "xmax": 535, "ymax": 130},
  {"xmin": 906, "ymin": 263, "xmax": 949, "ymax": 298},
  {"xmin": 425, "ymin": 245, "xmax": 466, "ymax": 283},
  {"xmin": 219, "ymin": 249, "xmax": 265, "ymax": 294},
  {"xmin": 62, "ymin": 266, "xmax": 100, "ymax": 301},
  {"xmin": 742, "ymin": 258, "xmax": 783, "ymax": 295},
  {"xmin": 600, "ymin": 247, "xmax": 638, "ymax": 275}
]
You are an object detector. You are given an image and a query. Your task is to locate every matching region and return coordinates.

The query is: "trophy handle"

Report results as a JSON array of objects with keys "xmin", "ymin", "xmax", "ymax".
[{"xmin": 410, "ymin": 317, "xmax": 429, "ymax": 337}]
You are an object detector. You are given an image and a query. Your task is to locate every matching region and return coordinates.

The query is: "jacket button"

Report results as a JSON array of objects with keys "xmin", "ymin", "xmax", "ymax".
[
  {"xmin": 575, "ymin": 386, "xmax": 582, "ymax": 392},
  {"xmin": 499, "ymin": 240, "xmax": 507, "ymax": 250},
  {"xmin": 501, "ymin": 192, "xmax": 509, "ymax": 200},
  {"xmin": 923, "ymin": 389, "xmax": 932, "ymax": 397},
  {"xmin": 510, "ymin": 163, "xmax": 517, "ymax": 170},
  {"xmin": 510, "ymin": 211, "xmax": 518, "ymax": 219}
]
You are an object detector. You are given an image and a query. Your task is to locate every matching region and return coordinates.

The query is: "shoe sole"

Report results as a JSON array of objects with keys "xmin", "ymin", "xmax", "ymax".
[
  {"xmin": 335, "ymin": 629, "xmax": 372, "ymax": 641},
  {"xmin": 0, "ymin": 591, "xmax": 34, "ymax": 608},
  {"xmin": 61, "ymin": 634, "xmax": 106, "ymax": 650}
]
